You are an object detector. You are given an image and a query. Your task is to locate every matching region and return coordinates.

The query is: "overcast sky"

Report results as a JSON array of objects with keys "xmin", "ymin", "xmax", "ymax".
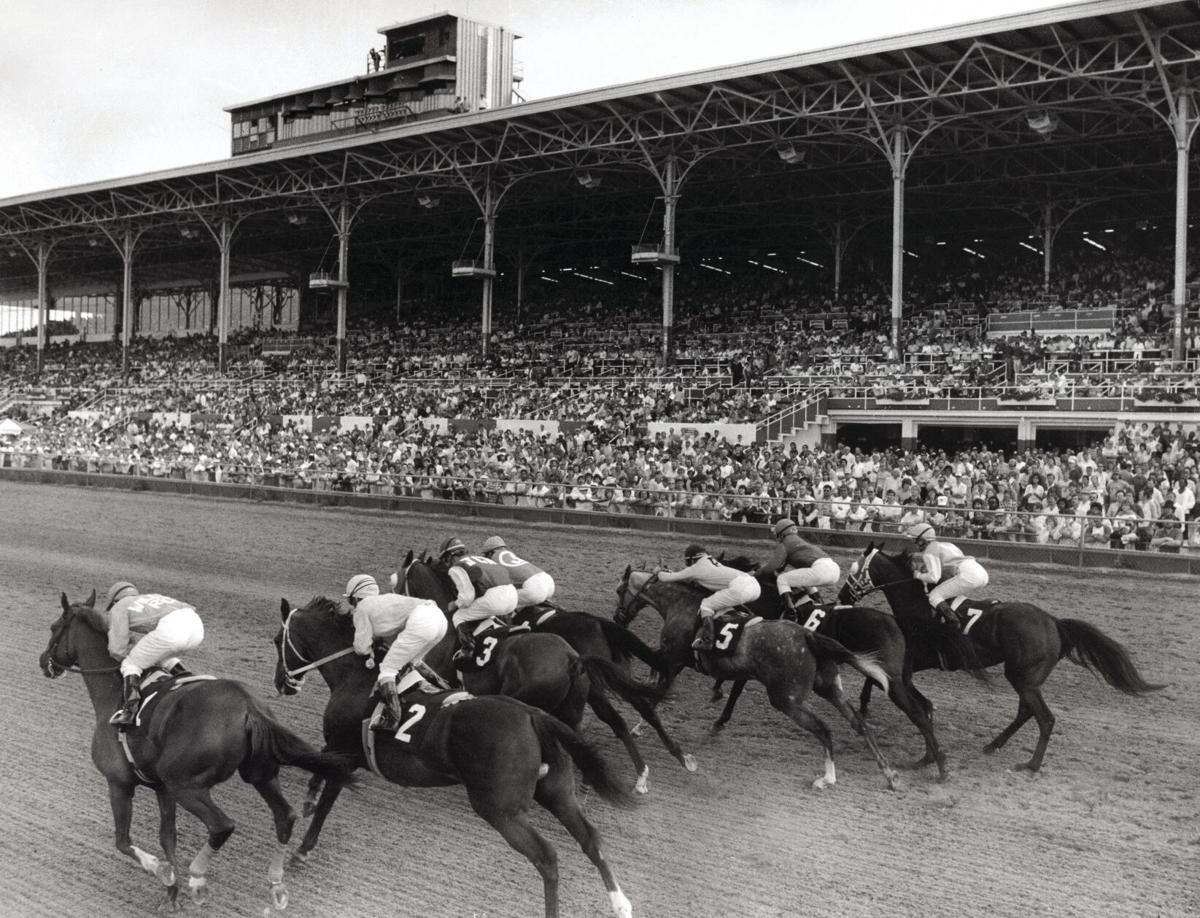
[{"xmin": 3, "ymin": 0, "xmax": 1076, "ymax": 200}]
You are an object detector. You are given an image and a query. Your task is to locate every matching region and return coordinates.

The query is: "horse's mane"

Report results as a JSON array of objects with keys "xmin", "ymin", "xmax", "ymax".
[
  {"xmin": 721, "ymin": 555, "xmax": 758, "ymax": 573},
  {"xmin": 301, "ymin": 595, "xmax": 344, "ymax": 618},
  {"xmin": 77, "ymin": 604, "xmax": 111, "ymax": 634},
  {"xmin": 882, "ymin": 548, "xmax": 916, "ymax": 574}
]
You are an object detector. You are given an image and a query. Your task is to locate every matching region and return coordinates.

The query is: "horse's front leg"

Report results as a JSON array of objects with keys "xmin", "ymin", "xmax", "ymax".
[
  {"xmin": 712, "ymin": 679, "xmax": 748, "ymax": 732},
  {"xmin": 296, "ymin": 776, "xmax": 347, "ymax": 859},
  {"xmin": 253, "ymin": 777, "xmax": 298, "ymax": 911},
  {"xmin": 108, "ymin": 781, "xmax": 169, "ymax": 889}
]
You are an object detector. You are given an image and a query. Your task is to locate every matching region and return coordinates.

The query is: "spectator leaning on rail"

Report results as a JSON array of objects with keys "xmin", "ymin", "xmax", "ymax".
[
  {"xmin": 102, "ymin": 581, "xmax": 205, "ymax": 730},
  {"xmin": 479, "ymin": 536, "xmax": 556, "ymax": 610},
  {"xmin": 905, "ymin": 523, "xmax": 990, "ymax": 627},
  {"xmin": 342, "ymin": 574, "xmax": 449, "ymax": 733},
  {"xmin": 439, "ymin": 537, "xmax": 519, "ymax": 661},
  {"xmin": 757, "ymin": 518, "xmax": 841, "ymax": 620},
  {"xmin": 656, "ymin": 543, "xmax": 760, "ymax": 652}
]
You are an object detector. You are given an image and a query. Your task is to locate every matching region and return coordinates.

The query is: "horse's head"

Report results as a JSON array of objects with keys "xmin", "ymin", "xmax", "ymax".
[
  {"xmin": 402, "ymin": 557, "xmax": 455, "ymax": 612},
  {"xmin": 389, "ymin": 548, "xmax": 415, "ymax": 593},
  {"xmin": 614, "ymin": 565, "xmax": 657, "ymax": 627},
  {"xmin": 40, "ymin": 590, "xmax": 97, "ymax": 678},
  {"xmin": 838, "ymin": 542, "xmax": 920, "ymax": 607},
  {"xmin": 273, "ymin": 595, "xmax": 347, "ymax": 695}
]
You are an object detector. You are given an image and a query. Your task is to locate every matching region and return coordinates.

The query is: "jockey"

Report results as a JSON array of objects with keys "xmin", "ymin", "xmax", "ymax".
[
  {"xmin": 439, "ymin": 536, "xmax": 519, "ymax": 660},
  {"xmin": 342, "ymin": 574, "xmax": 448, "ymax": 733},
  {"xmin": 758, "ymin": 518, "xmax": 841, "ymax": 619},
  {"xmin": 657, "ymin": 544, "xmax": 761, "ymax": 651},
  {"xmin": 906, "ymin": 523, "xmax": 989, "ymax": 626},
  {"xmin": 102, "ymin": 581, "xmax": 205, "ymax": 730},
  {"xmin": 479, "ymin": 535, "xmax": 556, "ymax": 610}
]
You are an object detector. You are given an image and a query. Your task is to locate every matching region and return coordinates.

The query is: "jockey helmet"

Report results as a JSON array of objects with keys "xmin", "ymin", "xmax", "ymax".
[
  {"xmin": 105, "ymin": 581, "xmax": 138, "ymax": 610},
  {"xmin": 439, "ymin": 536, "xmax": 468, "ymax": 559},
  {"xmin": 772, "ymin": 518, "xmax": 798, "ymax": 539},
  {"xmin": 480, "ymin": 535, "xmax": 506, "ymax": 554},
  {"xmin": 683, "ymin": 543, "xmax": 708, "ymax": 563},
  {"xmin": 344, "ymin": 574, "xmax": 379, "ymax": 601},
  {"xmin": 906, "ymin": 523, "xmax": 937, "ymax": 544}
]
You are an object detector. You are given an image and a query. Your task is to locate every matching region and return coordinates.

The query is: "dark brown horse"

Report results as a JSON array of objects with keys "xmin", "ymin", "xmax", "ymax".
[
  {"xmin": 274, "ymin": 596, "xmax": 635, "ymax": 918},
  {"xmin": 400, "ymin": 551, "xmax": 678, "ymax": 792},
  {"xmin": 701, "ymin": 556, "xmax": 984, "ymax": 781},
  {"xmin": 843, "ymin": 543, "xmax": 1165, "ymax": 772},
  {"xmin": 614, "ymin": 567, "xmax": 900, "ymax": 791},
  {"xmin": 40, "ymin": 592, "xmax": 355, "ymax": 912}
]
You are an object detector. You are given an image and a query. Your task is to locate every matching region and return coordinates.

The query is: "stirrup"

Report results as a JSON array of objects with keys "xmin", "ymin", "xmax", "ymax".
[
  {"xmin": 109, "ymin": 706, "xmax": 137, "ymax": 729},
  {"xmin": 413, "ymin": 660, "xmax": 451, "ymax": 691}
]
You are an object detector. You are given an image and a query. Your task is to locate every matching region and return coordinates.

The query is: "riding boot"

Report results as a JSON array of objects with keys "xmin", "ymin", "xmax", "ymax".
[
  {"xmin": 808, "ymin": 589, "xmax": 823, "ymax": 606},
  {"xmin": 935, "ymin": 600, "xmax": 964, "ymax": 628},
  {"xmin": 779, "ymin": 592, "xmax": 799, "ymax": 622},
  {"xmin": 373, "ymin": 677, "xmax": 404, "ymax": 733},
  {"xmin": 691, "ymin": 616, "xmax": 716, "ymax": 651},
  {"xmin": 452, "ymin": 622, "xmax": 476, "ymax": 663},
  {"xmin": 167, "ymin": 662, "xmax": 191, "ymax": 678},
  {"xmin": 109, "ymin": 675, "xmax": 142, "ymax": 730}
]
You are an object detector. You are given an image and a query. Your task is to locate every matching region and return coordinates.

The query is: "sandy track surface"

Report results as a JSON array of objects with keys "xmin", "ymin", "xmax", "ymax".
[{"xmin": 0, "ymin": 479, "xmax": 1196, "ymax": 918}]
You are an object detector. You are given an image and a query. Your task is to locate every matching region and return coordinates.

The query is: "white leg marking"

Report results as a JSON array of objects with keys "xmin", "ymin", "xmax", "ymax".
[
  {"xmin": 130, "ymin": 846, "xmax": 160, "ymax": 875},
  {"xmin": 609, "ymin": 885, "xmax": 633, "ymax": 918},
  {"xmin": 812, "ymin": 753, "xmax": 837, "ymax": 790},
  {"xmin": 537, "ymin": 763, "xmax": 550, "ymax": 779},
  {"xmin": 634, "ymin": 766, "xmax": 649, "ymax": 795},
  {"xmin": 189, "ymin": 842, "xmax": 214, "ymax": 878},
  {"xmin": 682, "ymin": 753, "xmax": 698, "ymax": 772}
]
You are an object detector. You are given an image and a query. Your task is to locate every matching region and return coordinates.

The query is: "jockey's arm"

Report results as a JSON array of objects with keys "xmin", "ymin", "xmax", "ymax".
[
  {"xmin": 915, "ymin": 551, "xmax": 942, "ymax": 585},
  {"xmin": 447, "ymin": 566, "xmax": 477, "ymax": 608},
  {"xmin": 758, "ymin": 543, "xmax": 787, "ymax": 575},
  {"xmin": 656, "ymin": 560, "xmax": 698, "ymax": 583},
  {"xmin": 351, "ymin": 606, "xmax": 374, "ymax": 657},
  {"xmin": 108, "ymin": 605, "xmax": 130, "ymax": 660}
]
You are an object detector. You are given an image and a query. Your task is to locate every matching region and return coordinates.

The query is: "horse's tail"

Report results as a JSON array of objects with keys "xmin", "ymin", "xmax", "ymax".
[
  {"xmin": 580, "ymin": 654, "xmax": 665, "ymax": 708},
  {"xmin": 802, "ymin": 630, "xmax": 890, "ymax": 695},
  {"xmin": 1056, "ymin": 619, "xmax": 1166, "ymax": 694},
  {"xmin": 909, "ymin": 617, "xmax": 991, "ymax": 683},
  {"xmin": 242, "ymin": 699, "xmax": 358, "ymax": 785},
  {"xmin": 531, "ymin": 711, "xmax": 635, "ymax": 810},
  {"xmin": 596, "ymin": 618, "xmax": 672, "ymax": 681}
]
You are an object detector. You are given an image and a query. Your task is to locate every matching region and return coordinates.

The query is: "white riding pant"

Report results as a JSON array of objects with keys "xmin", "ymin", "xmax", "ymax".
[
  {"xmin": 120, "ymin": 608, "xmax": 204, "ymax": 678},
  {"xmin": 776, "ymin": 558, "xmax": 841, "ymax": 596},
  {"xmin": 378, "ymin": 602, "xmax": 448, "ymax": 683},
  {"xmin": 515, "ymin": 571, "xmax": 556, "ymax": 608},
  {"xmin": 699, "ymin": 574, "xmax": 761, "ymax": 619},
  {"xmin": 452, "ymin": 584, "xmax": 519, "ymax": 628},
  {"xmin": 927, "ymin": 559, "xmax": 990, "ymax": 607}
]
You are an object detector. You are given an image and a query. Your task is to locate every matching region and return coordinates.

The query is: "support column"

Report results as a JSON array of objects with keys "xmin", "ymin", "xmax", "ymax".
[
  {"xmin": 1041, "ymin": 202, "xmax": 1055, "ymax": 294},
  {"xmin": 662, "ymin": 156, "xmax": 679, "ymax": 365},
  {"xmin": 481, "ymin": 183, "xmax": 497, "ymax": 358},
  {"xmin": 216, "ymin": 217, "xmax": 232, "ymax": 374},
  {"xmin": 119, "ymin": 230, "xmax": 134, "ymax": 378},
  {"xmin": 334, "ymin": 201, "xmax": 351, "ymax": 374},
  {"xmin": 900, "ymin": 418, "xmax": 918, "ymax": 452},
  {"xmin": 833, "ymin": 220, "xmax": 844, "ymax": 302},
  {"xmin": 889, "ymin": 130, "xmax": 906, "ymax": 357},
  {"xmin": 34, "ymin": 242, "xmax": 52, "ymax": 375},
  {"xmin": 1017, "ymin": 417, "xmax": 1036, "ymax": 453},
  {"xmin": 1170, "ymin": 90, "xmax": 1197, "ymax": 362},
  {"xmin": 394, "ymin": 256, "xmax": 404, "ymax": 325},
  {"xmin": 516, "ymin": 246, "xmax": 526, "ymax": 325}
]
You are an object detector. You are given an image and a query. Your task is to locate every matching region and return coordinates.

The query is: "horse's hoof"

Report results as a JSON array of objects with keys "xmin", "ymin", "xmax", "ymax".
[
  {"xmin": 159, "ymin": 885, "xmax": 180, "ymax": 913},
  {"xmin": 883, "ymin": 769, "xmax": 901, "ymax": 791},
  {"xmin": 301, "ymin": 801, "xmax": 316, "ymax": 818},
  {"xmin": 1013, "ymin": 761, "xmax": 1040, "ymax": 774},
  {"xmin": 811, "ymin": 777, "xmax": 834, "ymax": 790},
  {"xmin": 709, "ymin": 689, "xmax": 724, "ymax": 703},
  {"xmin": 634, "ymin": 768, "xmax": 649, "ymax": 795},
  {"xmin": 682, "ymin": 753, "xmax": 698, "ymax": 772},
  {"xmin": 628, "ymin": 721, "xmax": 644, "ymax": 738},
  {"xmin": 270, "ymin": 883, "xmax": 289, "ymax": 911},
  {"xmin": 156, "ymin": 861, "xmax": 177, "ymax": 887},
  {"xmin": 188, "ymin": 877, "xmax": 208, "ymax": 905},
  {"xmin": 982, "ymin": 743, "xmax": 1000, "ymax": 756},
  {"xmin": 710, "ymin": 721, "xmax": 726, "ymax": 734}
]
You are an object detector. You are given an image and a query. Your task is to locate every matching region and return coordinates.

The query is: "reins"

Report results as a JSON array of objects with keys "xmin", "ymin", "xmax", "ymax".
[
  {"xmin": 617, "ymin": 570, "xmax": 661, "ymax": 620},
  {"xmin": 280, "ymin": 609, "xmax": 355, "ymax": 690}
]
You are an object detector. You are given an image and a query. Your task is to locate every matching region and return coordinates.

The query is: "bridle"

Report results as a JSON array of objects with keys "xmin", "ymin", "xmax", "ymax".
[
  {"xmin": 842, "ymin": 547, "xmax": 917, "ymax": 603},
  {"xmin": 614, "ymin": 570, "xmax": 660, "ymax": 626},
  {"xmin": 42, "ymin": 607, "xmax": 120, "ymax": 677},
  {"xmin": 278, "ymin": 608, "xmax": 355, "ymax": 693}
]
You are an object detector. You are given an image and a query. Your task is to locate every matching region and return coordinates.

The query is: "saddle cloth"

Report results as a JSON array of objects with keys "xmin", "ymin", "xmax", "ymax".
[
  {"xmin": 457, "ymin": 618, "xmax": 529, "ymax": 672},
  {"xmin": 117, "ymin": 674, "xmax": 218, "ymax": 785},
  {"xmin": 362, "ymin": 689, "xmax": 472, "ymax": 777},
  {"xmin": 706, "ymin": 609, "xmax": 763, "ymax": 657}
]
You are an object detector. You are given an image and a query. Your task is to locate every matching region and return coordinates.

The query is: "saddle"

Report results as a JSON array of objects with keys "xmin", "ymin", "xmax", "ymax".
[
  {"xmin": 511, "ymin": 604, "xmax": 560, "ymax": 630},
  {"xmin": 116, "ymin": 674, "xmax": 218, "ymax": 785},
  {"xmin": 704, "ymin": 608, "xmax": 762, "ymax": 657},
  {"xmin": 362, "ymin": 689, "xmax": 473, "ymax": 775}
]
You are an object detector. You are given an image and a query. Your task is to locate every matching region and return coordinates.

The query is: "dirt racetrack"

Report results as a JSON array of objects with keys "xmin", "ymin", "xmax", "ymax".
[{"xmin": 0, "ymin": 478, "xmax": 1196, "ymax": 918}]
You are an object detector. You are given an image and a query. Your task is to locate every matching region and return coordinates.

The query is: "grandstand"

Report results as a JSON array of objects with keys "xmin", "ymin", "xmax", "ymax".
[{"xmin": 0, "ymin": 0, "xmax": 1198, "ymax": 563}]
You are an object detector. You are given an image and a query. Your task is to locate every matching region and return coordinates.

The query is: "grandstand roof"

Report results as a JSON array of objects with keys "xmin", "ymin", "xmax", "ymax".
[{"xmin": 0, "ymin": 0, "xmax": 1196, "ymax": 287}]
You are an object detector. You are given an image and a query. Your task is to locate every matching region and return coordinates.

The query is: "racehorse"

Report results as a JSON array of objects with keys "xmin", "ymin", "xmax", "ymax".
[
  {"xmin": 40, "ymin": 592, "xmax": 355, "ymax": 912},
  {"xmin": 400, "ymin": 552, "xmax": 678, "ymax": 792},
  {"xmin": 842, "ymin": 543, "xmax": 1165, "ymax": 772},
  {"xmin": 274, "ymin": 596, "xmax": 635, "ymax": 918},
  {"xmin": 614, "ymin": 567, "xmax": 900, "ymax": 791},
  {"xmin": 701, "ymin": 556, "xmax": 985, "ymax": 781}
]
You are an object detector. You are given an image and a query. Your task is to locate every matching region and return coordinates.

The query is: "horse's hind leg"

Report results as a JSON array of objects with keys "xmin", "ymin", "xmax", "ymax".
[
  {"xmin": 712, "ymin": 679, "xmax": 748, "ymax": 732},
  {"xmin": 475, "ymin": 803, "xmax": 560, "ymax": 918},
  {"xmin": 811, "ymin": 671, "xmax": 899, "ymax": 791},
  {"xmin": 303, "ymin": 771, "xmax": 324, "ymax": 818},
  {"xmin": 170, "ymin": 788, "xmax": 235, "ymax": 905},
  {"xmin": 1013, "ymin": 688, "xmax": 1055, "ymax": 773},
  {"xmin": 623, "ymin": 682, "xmax": 697, "ymax": 772},
  {"xmin": 296, "ymin": 777, "xmax": 346, "ymax": 858},
  {"xmin": 535, "ymin": 767, "xmax": 631, "ymax": 918},
  {"xmin": 889, "ymin": 678, "xmax": 947, "ymax": 780},
  {"xmin": 153, "ymin": 789, "xmax": 181, "ymax": 906},
  {"xmin": 767, "ymin": 687, "xmax": 838, "ymax": 790},
  {"xmin": 252, "ymin": 777, "xmax": 298, "ymax": 910},
  {"xmin": 586, "ymin": 689, "xmax": 650, "ymax": 794}
]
